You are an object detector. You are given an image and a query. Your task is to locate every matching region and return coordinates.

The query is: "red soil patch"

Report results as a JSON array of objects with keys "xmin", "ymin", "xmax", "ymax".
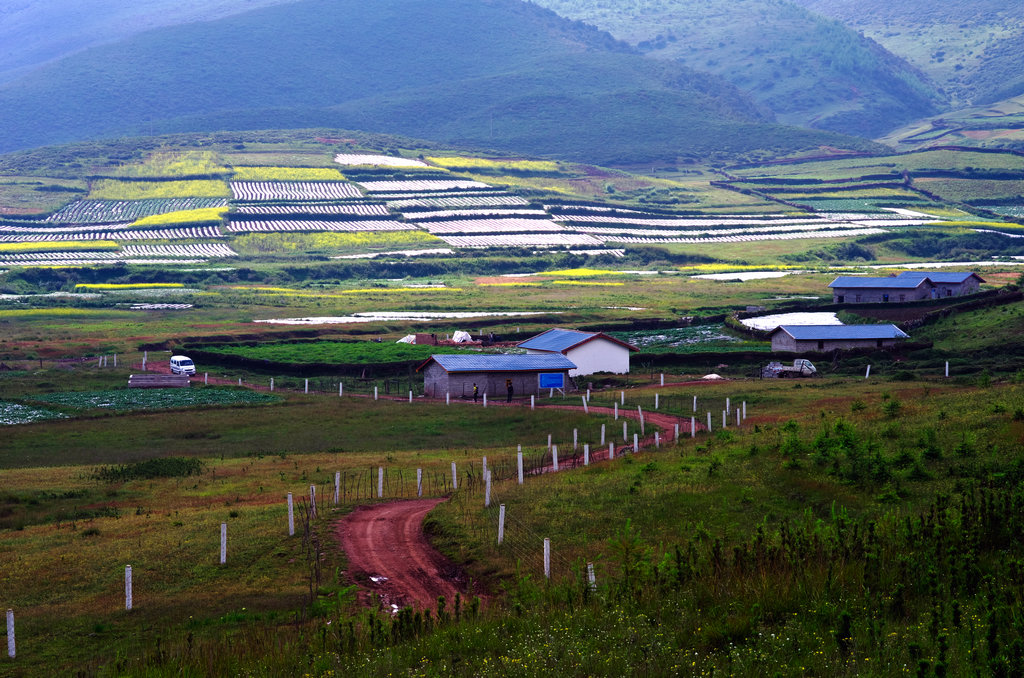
[{"xmin": 335, "ymin": 498, "xmax": 465, "ymax": 611}]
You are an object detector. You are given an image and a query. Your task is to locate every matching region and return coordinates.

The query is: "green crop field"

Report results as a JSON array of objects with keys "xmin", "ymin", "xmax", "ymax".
[{"xmin": 2, "ymin": 132, "xmax": 1024, "ymax": 676}]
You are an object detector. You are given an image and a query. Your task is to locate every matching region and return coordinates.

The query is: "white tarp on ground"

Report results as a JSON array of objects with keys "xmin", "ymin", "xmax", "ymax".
[
  {"xmin": 702, "ymin": 373, "xmax": 725, "ymax": 380},
  {"xmin": 451, "ymin": 331, "xmax": 473, "ymax": 343},
  {"xmin": 396, "ymin": 335, "xmax": 415, "ymax": 344}
]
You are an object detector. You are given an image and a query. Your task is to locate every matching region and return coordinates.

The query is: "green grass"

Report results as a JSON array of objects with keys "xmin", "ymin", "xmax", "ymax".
[
  {"xmin": 197, "ymin": 341, "xmax": 497, "ymax": 366},
  {"xmin": 32, "ymin": 386, "xmax": 280, "ymax": 412}
]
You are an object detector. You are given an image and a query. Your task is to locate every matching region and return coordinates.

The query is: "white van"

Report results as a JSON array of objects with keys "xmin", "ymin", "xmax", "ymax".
[{"xmin": 169, "ymin": 355, "xmax": 196, "ymax": 375}]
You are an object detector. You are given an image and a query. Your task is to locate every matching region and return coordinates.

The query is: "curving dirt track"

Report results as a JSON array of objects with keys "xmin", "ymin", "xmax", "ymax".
[
  {"xmin": 335, "ymin": 498, "xmax": 464, "ymax": 611},
  {"xmin": 334, "ymin": 403, "xmax": 702, "ymax": 609}
]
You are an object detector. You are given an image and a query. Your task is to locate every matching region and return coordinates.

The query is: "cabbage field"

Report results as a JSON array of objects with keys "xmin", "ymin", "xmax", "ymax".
[{"xmin": 33, "ymin": 388, "xmax": 280, "ymax": 412}]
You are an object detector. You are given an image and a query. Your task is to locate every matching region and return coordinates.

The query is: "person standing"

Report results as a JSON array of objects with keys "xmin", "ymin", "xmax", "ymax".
[
  {"xmin": 506, "ymin": 379, "xmax": 514, "ymax": 403},
  {"xmin": 473, "ymin": 383, "xmax": 479, "ymax": 402}
]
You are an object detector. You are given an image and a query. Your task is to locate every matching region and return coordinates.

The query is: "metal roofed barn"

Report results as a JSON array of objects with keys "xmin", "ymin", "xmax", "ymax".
[
  {"xmin": 518, "ymin": 328, "xmax": 638, "ymax": 376},
  {"xmin": 828, "ymin": 271, "xmax": 983, "ymax": 303},
  {"xmin": 417, "ymin": 353, "xmax": 577, "ymax": 399},
  {"xmin": 769, "ymin": 324, "xmax": 909, "ymax": 352}
]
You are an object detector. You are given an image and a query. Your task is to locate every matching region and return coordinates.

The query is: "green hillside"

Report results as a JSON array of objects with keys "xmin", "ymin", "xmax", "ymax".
[
  {"xmin": 532, "ymin": 0, "xmax": 945, "ymax": 138},
  {"xmin": 0, "ymin": 0, "xmax": 878, "ymax": 164},
  {"xmin": 796, "ymin": 0, "xmax": 1024, "ymax": 108}
]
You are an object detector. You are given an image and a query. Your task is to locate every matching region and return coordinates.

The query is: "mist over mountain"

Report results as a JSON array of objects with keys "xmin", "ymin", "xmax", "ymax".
[
  {"xmin": 0, "ymin": 0, "xmax": 877, "ymax": 163},
  {"xmin": 533, "ymin": 0, "xmax": 946, "ymax": 139}
]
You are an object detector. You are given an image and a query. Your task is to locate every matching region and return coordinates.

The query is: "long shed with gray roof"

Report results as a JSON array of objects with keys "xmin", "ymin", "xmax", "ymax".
[
  {"xmin": 828, "ymin": 271, "xmax": 983, "ymax": 303},
  {"xmin": 769, "ymin": 324, "xmax": 910, "ymax": 352},
  {"xmin": 417, "ymin": 354, "xmax": 577, "ymax": 399}
]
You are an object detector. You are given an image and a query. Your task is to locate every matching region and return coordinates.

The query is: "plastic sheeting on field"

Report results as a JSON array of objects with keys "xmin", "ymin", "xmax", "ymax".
[
  {"xmin": 396, "ymin": 335, "xmax": 415, "ymax": 344},
  {"xmin": 451, "ymin": 331, "xmax": 473, "ymax": 343}
]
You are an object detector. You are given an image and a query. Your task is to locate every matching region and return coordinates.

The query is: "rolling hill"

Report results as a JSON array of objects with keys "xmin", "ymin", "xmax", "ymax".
[
  {"xmin": 0, "ymin": 0, "xmax": 882, "ymax": 164},
  {"xmin": 794, "ymin": 0, "xmax": 1024, "ymax": 108},
  {"xmin": 531, "ymin": 0, "xmax": 946, "ymax": 138}
]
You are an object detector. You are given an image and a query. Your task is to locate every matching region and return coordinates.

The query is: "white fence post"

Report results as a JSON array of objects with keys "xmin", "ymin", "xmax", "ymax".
[
  {"xmin": 483, "ymin": 456, "xmax": 488, "ymax": 478},
  {"xmin": 498, "ymin": 504, "xmax": 505, "ymax": 545},
  {"xmin": 374, "ymin": 386, "xmax": 378, "ymax": 400},
  {"xmin": 310, "ymin": 485, "xmax": 317, "ymax": 519},
  {"xmin": 865, "ymin": 365, "xmax": 871, "ymax": 379},
  {"xmin": 334, "ymin": 472, "xmax": 340, "ymax": 505},
  {"xmin": 7, "ymin": 609, "xmax": 14, "ymax": 659},
  {"xmin": 417, "ymin": 468, "xmax": 423, "ymax": 497},
  {"xmin": 723, "ymin": 410, "xmax": 727, "ymax": 429},
  {"xmin": 543, "ymin": 538, "xmax": 551, "ymax": 580},
  {"xmin": 287, "ymin": 493, "xmax": 294, "ymax": 536},
  {"xmin": 587, "ymin": 563, "xmax": 597, "ymax": 591},
  {"xmin": 204, "ymin": 372, "xmax": 208, "ymax": 385},
  {"xmin": 125, "ymin": 565, "xmax": 133, "ymax": 611},
  {"xmin": 945, "ymin": 361, "xmax": 949, "ymax": 378},
  {"xmin": 726, "ymin": 397, "xmax": 730, "ymax": 414},
  {"xmin": 737, "ymin": 410, "xmax": 741, "ymax": 427},
  {"xmin": 693, "ymin": 395, "xmax": 697, "ymax": 412},
  {"xmin": 655, "ymin": 432, "xmax": 660, "ymax": 449},
  {"xmin": 446, "ymin": 391, "xmax": 450, "ymax": 405},
  {"xmin": 600, "ymin": 423, "xmax": 606, "ymax": 445},
  {"xmin": 609, "ymin": 442, "xmax": 615, "ymax": 460},
  {"xmin": 270, "ymin": 378, "xmax": 274, "ymax": 391},
  {"xmin": 707, "ymin": 411, "xmax": 712, "ymax": 433},
  {"xmin": 614, "ymin": 402, "xmax": 618, "ymax": 420},
  {"xmin": 660, "ymin": 373, "xmax": 664, "ymax": 386},
  {"xmin": 113, "ymin": 354, "xmax": 117, "ymax": 367},
  {"xmin": 451, "ymin": 462, "xmax": 458, "ymax": 490},
  {"xmin": 620, "ymin": 391, "xmax": 625, "ymax": 405},
  {"xmin": 238, "ymin": 377, "xmax": 243, "ymax": 387},
  {"xmin": 517, "ymin": 451, "xmax": 524, "ymax": 484},
  {"xmin": 655, "ymin": 393, "xmax": 659, "ymax": 410},
  {"xmin": 143, "ymin": 350, "xmax": 148, "ymax": 370},
  {"xmin": 220, "ymin": 523, "xmax": 227, "ymax": 565},
  {"xmin": 638, "ymin": 406, "xmax": 644, "ymax": 434},
  {"xmin": 584, "ymin": 444, "xmax": 590, "ymax": 466},
  {"xmin": 581, "ymin": 396, "xmax": 588, "ymax": 414},
  {"xmin": 547, "ymin": 434, "xmax": 552, "ymax": 451},
  {"xmin": 485, "ymin": 470, "xmax": 491, "ymax": 507},
  {"xmin": 483, "ymin": 393, "xmax": 487, "ymax": 407},
  {"xmin": 573, "ymin": 428, "xmax": 578, "ymax": 450},
  {"xmin": 623, "ymin": 421, "xmax": 628, "ymax": 441},
  {"xmin": 743, "ymin": 401, "xmax": 747, "ymax": 420},
  {"xmin": 378, "ymin": 467, "xmax": 384, "ymax": 498},
  {"xmin": 691, "ymin": 416, "xmax": 696, "ymax": 438},
  {"xmin": 339, "ymin": 382, "xmax": 343, "ymax": 397},
  {"xmin": 409, "ymin": 390, "xmax": 413, "ymax": 404},
  {"xmin": 552, "ymin": 445, "xmax": 559, "ymax": 472},
  {"xmin": 530, "ymin": 395, "xmax": 535, "ymax": 410},
  {"xmin": 674, "ymin": 423, "xmax": 679, "ymax": 441},
  {"xmin": 633, "ymin": 433, "xmax": 639, "ymax": 453}
]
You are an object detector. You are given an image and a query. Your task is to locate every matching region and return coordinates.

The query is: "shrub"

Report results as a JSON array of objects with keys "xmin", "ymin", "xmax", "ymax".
[{"xmin": 92, "ymin": 457, "xmax": 205, "ymax": 482}]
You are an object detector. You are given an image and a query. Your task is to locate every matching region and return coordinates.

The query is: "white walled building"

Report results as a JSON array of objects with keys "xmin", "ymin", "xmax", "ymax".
[{"xmin": 518, "ymin": 328, "xmax": 637, "ymax": 376}]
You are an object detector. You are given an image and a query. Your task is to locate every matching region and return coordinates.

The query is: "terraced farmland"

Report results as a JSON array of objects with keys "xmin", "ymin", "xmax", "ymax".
[
  {"xmin": 356, "ymin": 180, "xmax": 491, "ymax": 193},
  {"xmin": 234, "ymin": 203, "xmax": 389, "ymax": 216},
  {"xmin": 333, "ymin": 154, "xmax": 429, "ymax": 167},
  {"xmin": 230, "ymin": 181, "xmax": 364, "ymax": 201},
  {"xmin": 226, "ymin": 220, "xmax": 416, "ymax": 234},
  {"xmin": 43, "ymin": 198, "xmax": 229, "ymax": 223},
  {"xmin": 422, "ymin": 218, "xmax": 565, "ymax": 234},
  {"xmin": 388, "ymin": 195, "xmax": 531, "ymax": 209}
]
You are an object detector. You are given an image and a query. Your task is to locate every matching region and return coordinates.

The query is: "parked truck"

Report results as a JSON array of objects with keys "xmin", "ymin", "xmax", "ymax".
[{"xmin": 761, "ymin": 358, "xmax": 817, "ymax": 378}]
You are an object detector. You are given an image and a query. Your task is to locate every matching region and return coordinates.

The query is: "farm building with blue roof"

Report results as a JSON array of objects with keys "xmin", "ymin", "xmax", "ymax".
[
  {"xmin": 417, "ymin": 353, "xmax": 577, "ymax": 399},
  {"xmin": 518, "ymin": 328, "xmax": 637, "ymax": 376},
  {"xmin": 828, "ymin": 271, "xmax": 983, "ymax": 303},
  {"xmin": 769, "ymin": 324, "xmax": 910, "ymax": 352}
]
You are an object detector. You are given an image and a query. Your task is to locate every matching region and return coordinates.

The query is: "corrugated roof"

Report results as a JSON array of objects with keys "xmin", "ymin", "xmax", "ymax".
[
  {"xmin": 518, "ymin": 328, "xmax": 596, "ymax": 352},
  {"xmin": 773, "ymin": 324, "xmax": 910, "ymax": 340},
  {"xmin": 828, "ymin": 276, "xmax": 929, "ymax": 289},
  {"xmin": 896, "ymin": 271, "xmax": 981, "ymax": 284},
  {"xmin": 420, "ymin": 353, "xmax": 577, "ymax": 373},
  {"xmin": 518, "ymin": 327, "xmax": 638, "ymax": 353}
]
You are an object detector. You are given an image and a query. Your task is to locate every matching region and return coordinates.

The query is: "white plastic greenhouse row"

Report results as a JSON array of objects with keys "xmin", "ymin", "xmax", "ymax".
[
  {"xmin": 558, "ymin": 214, "xmax": 835, "ymax": 227},
  {"xmin": 423, "ymin": 219, "xmax": 565, "ymax": 235},
  {"xmin": 333, "ymin": 153, "xmax": 429, "ymax": 167},
  {"xmin": 0, "ymin": 251, "xmax": 122, "ymax": 260},
  {"xmin": 0, "ymin": 227, "xmax": 223, "ymax": 242},
  {"xmin": 230, "ymin": 182, "xmax": 363, "ymax": 201},
  {"xmin": 402, "ymin": 208, "xmax": 548, "ymax": 220},
  {"xmin": 570, "ymin": 221, "xmax": 889, "ymax": 238},
  {"xmin": 122, "ymin": 244, "xmax": 237, "ymax": 258},
  {"xmin": 233, "ymin": 203, "xmax": 389, "ymax": 216},
  {"xmin": 356, "ymin": 180, "xmax": 491, "ymax": 193},
  {"xmin": 43, "ymin": 198, "xmax": 228, "ymax": 224},
  {"xmin": 438, "ymin": 233, "xmax": 603, "ymax": 248},
  {"xmin": 225, "ymin": 220, "xmax": 417, "ymax": 233},
  {"xmin": 0, "ymin": 258, "xmax": 206, "ymax": 267},
  {"xmin": 387, "ymin": 195, "xmax": 530, "ymax": 209},
  {"xmin": 593, "ymin": 228, "xmax": 887, "ymax": 244}
]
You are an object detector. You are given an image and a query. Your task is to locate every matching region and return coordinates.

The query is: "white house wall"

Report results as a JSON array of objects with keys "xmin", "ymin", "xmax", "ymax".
[{"xmin": 567, "ymin": 339, "xmax": 631, "ymax": 375}]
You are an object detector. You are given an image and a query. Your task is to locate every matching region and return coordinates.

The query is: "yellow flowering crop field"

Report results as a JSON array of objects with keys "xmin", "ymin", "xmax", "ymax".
[
  {"xmin": 230, "ymin": 166, "xmax": 348, "ymax": 181},
  {"xmin": 88, "ymin": 180, "xmax": 231, "ymax": 200},
  {"xmin": 426, "ymin": 156, "xmax": 560, "ymax": 172},
  {"xmin": 74, "ymin": 283, "xmax": 186, "ymax": 291},
  {"xmin": 0, "ymin": 241, "xmax": 119, "ymax": 253},
  {"xmin": 131, "ymin": 207, "xmax": 228, "ymax": 227}
]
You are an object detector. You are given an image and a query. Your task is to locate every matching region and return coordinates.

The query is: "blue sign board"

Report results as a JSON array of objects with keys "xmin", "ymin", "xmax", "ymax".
[{"xmin": 538, "ymin": 372, "xmax": 565, "ymax": 389}]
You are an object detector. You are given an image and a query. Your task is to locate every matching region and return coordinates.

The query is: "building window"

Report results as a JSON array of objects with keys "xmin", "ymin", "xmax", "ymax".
[
  {"xmin": 837, "ymin": 295, "xmax": 845, "ymax": 303},
  {"xmin": 947, "ymin": 289, "xmax": 952, "ymax": 297}
]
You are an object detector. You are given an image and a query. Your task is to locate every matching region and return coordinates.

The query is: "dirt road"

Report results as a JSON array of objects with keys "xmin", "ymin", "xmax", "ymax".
[{"xmin": 335, "ymin": 498, "xmax": 464, "ymax": 611}]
